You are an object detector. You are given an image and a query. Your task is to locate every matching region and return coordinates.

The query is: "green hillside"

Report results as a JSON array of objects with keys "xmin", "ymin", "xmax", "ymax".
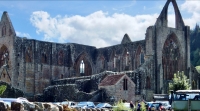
[{"xmin": 190, "ymin": 24, "xmax": 200, "ymax": 66}]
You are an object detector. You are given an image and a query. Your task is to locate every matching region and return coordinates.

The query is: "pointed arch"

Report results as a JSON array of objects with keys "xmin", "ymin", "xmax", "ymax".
[
  {"xmin": 122, "ymin": 48, "xmax": 130, "ymax": 70},
  {"xmin": 146, "ymin": 76, "xmax": 151, "ymax": 89},
  {"xmin": 168, "ymin": 2, "xmax": 175, "ymax": 28},
  {"xmin": 58, "ymin": 50, "xmax": 64, "ymax": 65},
  {"xmin": 97, "ymin": 54, "xmax": 105, "ymax": 72},
  {"xmin": 74, "ymin": 52, "xmax": 93, "ymax": 76},
  {"xmin": 41, "ymin": 44, "xmax": 50, "ymax": 64},
  {"xmin": 41, "ymin": 48, "xmax": 48, "ymax": 64},
  {"xmin": 109, "ymin": 50, "xmax": 117, "ymax": 70},
  {"xmin": 162, "ymin": 32, "xmax": 182, "ymax": 80},
  {"xmin": 25, "ymin": 46, "xmax": 32, "ymax": 63},
  {"xmin": 135, "ymin": 45, "xmax": 144, "ymax": 69},
  {"xmin": 0, "ymin": 45, "xmax": 9, "ymax": 67},
  {"xmin": 155, "ymin": 0, "xmax": 185, "ymax": 30}
]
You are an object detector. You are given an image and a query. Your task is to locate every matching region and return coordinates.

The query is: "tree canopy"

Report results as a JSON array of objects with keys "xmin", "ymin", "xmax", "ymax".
[
  {"xmin": 169, "ymin": 71, "xmax": 191, "ymax": 92},
  {"xmin": 0, "ymin": 85, "xmax": 7, "ymax": 96},
  {"xmin": 195, "ymin": 66, "xmax": 200, "ymax": 74},
  {"xmin": 190, "ymin": 24, "xmax": 200, "ymax": 66}
]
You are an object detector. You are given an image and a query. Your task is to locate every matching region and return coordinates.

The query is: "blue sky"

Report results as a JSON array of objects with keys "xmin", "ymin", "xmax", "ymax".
[{"xmin": 0, "ymin": 0, "xmax": 200, "ymax": 48}]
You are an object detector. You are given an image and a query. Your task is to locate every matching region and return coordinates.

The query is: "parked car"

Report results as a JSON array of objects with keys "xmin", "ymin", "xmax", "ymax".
[
  {"xmin": 161, "ymin": 101, "xmax": 171, "ymax": 110},
  {"xmin": 0, "ymin": 97, "xmax": 29, "ymax": 108},
  {"xmin": 150, "ymin": 102, "xmax": 164, "ymax": 111},
  {"xmin": 52, "ymin": 102, "xmax": 62, "ymax": 105},
  {"xmin": 145, "ymin": 102, "xmax": 154, "ymax": 111},
  {"xmin": 74, "ymin": 101, "xmax": 95, "ymax": 109},
  {"xmin": 95, "ymin": 103, "xmax": 112, "ymax": 109},
  {"xmin": 61, "ymin": 101, "xmax": 76, "ymax": 108}
]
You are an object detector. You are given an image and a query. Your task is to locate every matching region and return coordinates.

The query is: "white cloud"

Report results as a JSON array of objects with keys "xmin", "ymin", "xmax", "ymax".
[
  {"xmin": 181, "ymin": 0, "xmax": 200, "ymax": 13},
  {"xmin": 30, "ymin": 0, "xmax": 200, "ymax": 48},
  {"xmin": 181, "ymin": 0, "xmax": 200, "ymax": 29},
  {"xmin": 16, "ymin": 31, "xmax": 31, "ymax": 38},
  {"xmin": 30, "ymin": 10, "xmax": 158, "ymax": 48}
]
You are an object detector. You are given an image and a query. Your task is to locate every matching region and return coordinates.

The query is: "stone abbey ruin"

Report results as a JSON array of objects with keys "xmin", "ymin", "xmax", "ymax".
[{"xmin": 0, "ymin": 0, "xmax": 198, "ymax": 102}]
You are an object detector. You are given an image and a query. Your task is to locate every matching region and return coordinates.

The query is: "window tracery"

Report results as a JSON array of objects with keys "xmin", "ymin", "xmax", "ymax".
[{"xmin": 162, "ymin": 36, "xmax": 181, "ymax": 80}]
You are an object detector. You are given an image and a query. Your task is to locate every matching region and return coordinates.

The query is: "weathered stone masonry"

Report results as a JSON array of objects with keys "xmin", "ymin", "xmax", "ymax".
[{"xmin": 0, "ymin": 0, "xmax": 198, "ymax": 102}]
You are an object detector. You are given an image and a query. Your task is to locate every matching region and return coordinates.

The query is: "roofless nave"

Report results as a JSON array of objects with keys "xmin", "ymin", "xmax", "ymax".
[{"xmin": 0, "ymin": 0, "xmax": 197, "ymax": 102}]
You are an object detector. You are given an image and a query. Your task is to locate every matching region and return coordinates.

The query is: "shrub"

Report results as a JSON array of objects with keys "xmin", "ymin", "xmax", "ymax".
[
  {"xmin": 0, "ymin": 85, "xmax": 7, "ymax": 96},
  {"xmin": 112, "ymin": 100, "xmax": 131, "ymax": 111},
  {"xmin": 169, "ymin": 71, "xmax": 191, "ymax": 92}
]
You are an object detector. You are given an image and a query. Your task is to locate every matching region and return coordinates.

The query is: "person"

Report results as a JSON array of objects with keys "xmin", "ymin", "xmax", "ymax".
[
  {"xmin": 130, "ymin": 101, "xmax": 134, "ymax": 111},
  {"xmin": 137, "ymin": 101, "xmax": 141, "ymax": 111}
]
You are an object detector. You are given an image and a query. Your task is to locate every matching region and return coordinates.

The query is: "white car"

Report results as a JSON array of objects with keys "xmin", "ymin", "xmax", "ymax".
[{"xmin": 95, "ymin": 103, "xmax": 112, "ymax": 109}]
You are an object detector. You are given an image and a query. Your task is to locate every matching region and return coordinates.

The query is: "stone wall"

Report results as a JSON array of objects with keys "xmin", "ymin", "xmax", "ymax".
[
  {"xmin": 42, "ymin": 84, "xmax": 106, "ymax": 102},
  {"xmin": 0, "ymin": 0, "xmax": 194, "ymax": 102}
]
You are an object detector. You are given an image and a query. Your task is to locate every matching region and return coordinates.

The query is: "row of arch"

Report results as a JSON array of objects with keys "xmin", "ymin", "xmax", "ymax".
[
  {"xmin": 75, "ymin": 45, "xmax": 145, "ymax": 76},
  {"xmin": 25, "ymin": 46, "xmax": 70, "ymax": 66},
  {"xmin": 0, "ymin": 32, "xmax": 183, "ymax": 81}
]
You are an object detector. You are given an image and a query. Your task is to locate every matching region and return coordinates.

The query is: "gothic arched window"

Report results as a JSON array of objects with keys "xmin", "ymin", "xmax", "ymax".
[
  {"xmin": 80, "ymin": 60, "xmax": 85, "ymax": 73},
  {"xmin": 0, "ymin": 45, "xmax": 9, "ymax": 67},
  {"xmin": 58, "ymin": 51, "xmax": 64, "ymax": 65},
  {"xmin": 162, "ymin": 33, "xmax": 182, "ymax": 80}
]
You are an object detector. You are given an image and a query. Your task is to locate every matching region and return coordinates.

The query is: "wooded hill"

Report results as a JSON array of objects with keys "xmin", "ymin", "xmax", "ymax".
[{"xmin": 190, "ymin": 24, "xmax": 200, "ymax": 67}]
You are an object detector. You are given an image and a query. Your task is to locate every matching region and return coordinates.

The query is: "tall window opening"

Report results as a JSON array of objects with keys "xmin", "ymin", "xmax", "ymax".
[
  {"xmin": 58, "ymin": 51, "xmax": 64, "ymax": 65},
  {"xmin": 80, "ymin": 60, "xmax": 84, "ymax": 73},
  {"xmin": 123, "ymin": 78, "xmax": 128, "ymax": 90},
  {"xmin": 0, "ymin": 45, "xmax": 9, "ymax": 67},
  {"xmin": 168, "ymin": 2, "xmax": 175, "ymax": 28},
  {"xmin": 162, "ymin": 34, "xmax": 181, "ymax": 80},
  {"xmin": 126, "ymin": 52, "xmax": 129, "ymax": 66},
  {"xmin": 114, "ymin": 55, "xmax": 117, "ymax": 68},
  {"xmin": 140, "ymin": 52, "xmax": 144, "ymax": 64},
  {"xmin": 26, "ymin": 47, "xmax": 32, "ymax": 63},
  {"xmin": 146, "ymin": 76, "xmax": 151, "ymax": 89}
]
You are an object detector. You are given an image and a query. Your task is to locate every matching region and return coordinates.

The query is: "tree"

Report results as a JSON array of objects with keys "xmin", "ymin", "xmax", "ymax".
[
  {"xmin": 195, "ymin": 66, "xmax": 200, "ymax": 74},
  {"xmin": 168, "ymin": 71, "xmax": 191, "ymax": 92},
  {"xmin": 0, "ymin": 85, "xmax": 7, "ymax": 96},
  {"xmin": 190, "ymin": 23, "xmax": 200, "ymax": 66}
]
